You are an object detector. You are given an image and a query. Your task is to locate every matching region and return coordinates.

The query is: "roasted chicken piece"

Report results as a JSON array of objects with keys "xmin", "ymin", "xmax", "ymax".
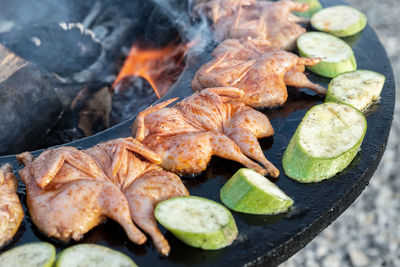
[
  {"xmin": 192, "ymin": 38, "xmax": 326, "ymax": 108},
  {"xmin": 17, "ymin": 147, "xmax": 146, "ymax": 244},
  {"xmin": 124, "ymin": 170, "xmax": 188, "ymax": 255},
  {"xmin": 0, "ymin": 164, "xmax": 24, "ymax": 247},
  {"xmin": 18, "ymin": 138, "xmax": 188, "ymax": 256},
  {"xmin": 86, "ymin": 138, "xmax": 189, "ymax": 255},
  {"xmin": 193, "ymin": 0, "xmax": 256, "ymax": 23},
  {"xmin": 133, "ymin": 87, "xmax": 279, "ymax": 177},
  {"xmin": 194, "ymin": 0, "xmax": 309, "ymax": 50}
]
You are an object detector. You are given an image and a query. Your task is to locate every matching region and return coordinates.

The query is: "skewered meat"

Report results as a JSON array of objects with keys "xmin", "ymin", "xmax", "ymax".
[
  {"xmin": 0, "ymin": 164, "xmax": 24, "ymax": 247},
  {"xmin": 192, "ymin": 38, "xmax": 326, "ymax": 108},
  {"xmin": 194, "ymin": 0, "xmax": 309, "ymax": 50},
  {"xmin": 17, "ymin": 138, "xmax": 188, "ymax": 256},
  {"xmin": 132, "ymin": 87, "xmax": 279, "ymax": 177}
]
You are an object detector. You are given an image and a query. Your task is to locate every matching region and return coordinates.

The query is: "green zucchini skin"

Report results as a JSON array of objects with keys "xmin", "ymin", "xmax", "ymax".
[
  {"xmin": 311, "ymin": 6, "xmax": 367, "ymax": 37},
  {"xmin": 305, "ymin": 54, "xmax": 357, "ymax": 78},
  {"xmin": 293, "ymin": 0, "xmax": 323, "ymax": 18},
  {"xmin": 297, "ymin": 33, "xmax": 357, "ymax": 78},
  {"xmin": 168, "ymin": 216, "xmax": 238, "ymax": 250},
  {"xmin": 220, "ymin": 169, "xmax": 293, "ymax": 215},
  {"xmin": 55, "ymin": 244, "xmax": 137, "ymax": 267},
  {"xmin": 328, "ymin": 12, "xmax": 366, "ymax": 37},
  {"xmin": 282, "ymin": 104, "xmax": 367, "ymax": 183},
  {"xmin": 325, "ymin": 70, "xmax": 386, "ymax": 111},
  {"xmin": 0, "ymin": 242, "xmax": 56, "ymax": 267},
  {"xmin": 154, "ymin": 196, "xmax": 238, "ymax": 250}
]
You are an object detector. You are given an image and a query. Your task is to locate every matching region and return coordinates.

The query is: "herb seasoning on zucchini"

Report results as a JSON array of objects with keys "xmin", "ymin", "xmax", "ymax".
[
  {"xmin": 325, "ymin": 70, "xmax": 385, "ymax": 111},
  {"xmin": 283, "ymin": 102, "xmax": 367, "ymax": 183}
]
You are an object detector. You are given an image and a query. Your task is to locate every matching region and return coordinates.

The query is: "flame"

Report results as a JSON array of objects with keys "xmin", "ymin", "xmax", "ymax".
[{"xmin": 113, "ymin": 41, "xmax": 193, "ymax": 98}]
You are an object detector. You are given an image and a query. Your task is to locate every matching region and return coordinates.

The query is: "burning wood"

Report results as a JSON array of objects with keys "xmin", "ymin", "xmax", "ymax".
[
  {"xmin": 113, "ymin": 42, "xmax": 192, "ymax": 98},
  {"xmin": 41, "ymin": 83, "xmax": 112, "ymax": 148},
  {"xmin": 0, "ymin": 44, "xmax": 62, "ymax": 155},
  {"xmin": 0, "ymin": 23, "xmax": 101, "ymax": 76},
  {"xmin": 111, "ymin": 76, "xmax": 157, "ymax": 126},
  {"xmin": 0, "ymin": 0, "xmax": 196, "ymax": 152}
]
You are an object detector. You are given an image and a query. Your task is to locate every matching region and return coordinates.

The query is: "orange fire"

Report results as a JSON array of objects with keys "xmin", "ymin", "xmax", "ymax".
[{"xmin": 113, "ymin": 42, "xmax": 192, "ymax": 98}]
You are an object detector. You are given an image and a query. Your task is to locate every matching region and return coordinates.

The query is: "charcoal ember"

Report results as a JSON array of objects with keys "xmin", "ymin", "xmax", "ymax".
[
  {"xmin": 40, "ymin": 123, "xmax": 86, "ymax": 148},
  {"xmin": 0, "ymin": 22, "xmax": 101, "ymax": 75},
  {"xmin": 76, "ymin": 85, "xmax": 112, "ymax": 136},
  {"xmin": 111, "ymin": 76, "xmax": 158, "ymax": 125},
  {"xmin": 41, "ymin": 83, "xmax": 112, "ymax": 148},
  {"xmin": 0, "ymin": 44, "xmax": 62, "ymax": 155}
]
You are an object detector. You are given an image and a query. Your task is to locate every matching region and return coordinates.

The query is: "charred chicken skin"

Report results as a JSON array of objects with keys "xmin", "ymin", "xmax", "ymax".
[
  {"xmin": 194, "ymin": 0, "xmax": 309, "ymax": 50},
  {"xmin": 132, "ymin": 87, "xmax": 279, "ymax": 177},
  {"xmin": 192, "ymin": 38, "xmax": 326, "ymax": 108},
  {"xmin": 0, "ymin": 164, "xmax": 24, "ymax": 248},
  {"xmin": 17, "ymin": 138, "xmax": 188, "ymax": 256}
]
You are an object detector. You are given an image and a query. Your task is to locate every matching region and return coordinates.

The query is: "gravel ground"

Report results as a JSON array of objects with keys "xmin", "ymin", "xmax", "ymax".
[{"xmin": 281, "ymin": 1, "xmax": 400, "ymax": 266}]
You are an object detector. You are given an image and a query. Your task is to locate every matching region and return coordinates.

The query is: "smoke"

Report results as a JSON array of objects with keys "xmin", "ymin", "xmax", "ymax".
[
  {"xmin": 0, "ymin": 0, "xmax": 92, "ymax": 32},
  {"xmin": 0, "ymin": 0, "xmax": 214, "ymax": 152},
  {"xmin": 149, "ymin": 0, "xmax": 214, "ymax": 57}
]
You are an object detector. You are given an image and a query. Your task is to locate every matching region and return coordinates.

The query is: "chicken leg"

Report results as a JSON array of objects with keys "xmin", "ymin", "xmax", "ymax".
[
  {"xmin": 17, "ymin": 150, "xmax": 146, "ymax": 244},
  {"xmin": 124, "ymin": 170, "xmax": 189, "ymax": 255},
  {"xmin": 225, "ymin": 103, "xmax": 279, "ymax": 176},
  {"xmin": 192, "ymin": 39, "xmax": 326, "ymax": 108},
  {"xmin": 0, "ymin": 164, "xmax": 24, "ymax": 247}
]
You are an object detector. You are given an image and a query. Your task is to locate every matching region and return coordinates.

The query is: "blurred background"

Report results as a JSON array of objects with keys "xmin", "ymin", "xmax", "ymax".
[{"xmin": 282, "ymin": 0, "xmax": 400, "ymax": 266}]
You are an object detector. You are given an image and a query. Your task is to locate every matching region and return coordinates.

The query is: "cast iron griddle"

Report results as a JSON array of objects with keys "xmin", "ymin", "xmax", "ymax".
[{"xmin": 0, "ymin": 0, "xmax": 395, "ymax": 266}]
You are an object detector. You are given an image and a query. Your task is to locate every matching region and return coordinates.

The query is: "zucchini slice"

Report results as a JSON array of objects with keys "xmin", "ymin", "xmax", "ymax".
[
  {"xmin": 325, "ymin": 70, "xmax": 385, "ymax": 111},
  {"xmin": 0, "ymin": 242, "xmax": 55, "ymax": 267},
  {"xmin": 311, "ymin": 5, "xmax": 367, "ymax": 37},
  {"xmin": 293, "ymin": 0, "xmax": 323, "ymax": 18},
  {"xmin": 154, "ymin": 196, "xmax": 238, "ymax": 250},
  {"xmin": 220, "ymin": 168, "xmax": 293, "ymax": 215},
  {"xmin": 297, "ymin": 32, "xmax": 357, "ymax": 78},
  {"xmin": 283, "ymin": 102, "xmax": 367, "ymax": 183},
  {"xmin": 55, "ymin": 244, "xmax": 137, "ymax": 267}
]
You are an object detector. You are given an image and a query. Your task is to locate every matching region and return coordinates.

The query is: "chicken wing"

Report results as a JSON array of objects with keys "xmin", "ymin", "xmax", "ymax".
[
  {"xmin": 194, "ymin": 0, "xmax": 309, "ymax": 50},
  {"xmin": 0, "ymin": 164, "xmax": 23, "ymax": 248},
  {"xmin": 18, "ymin": 138, "xmax": 188, "ymax": 256},
  {"xmin": 192, "ymin": 38, "xmax": 325, "ymax": 108},
  {"xmin": 132, "ymin": 87, "xmax": 279, "ymax": 177}
]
